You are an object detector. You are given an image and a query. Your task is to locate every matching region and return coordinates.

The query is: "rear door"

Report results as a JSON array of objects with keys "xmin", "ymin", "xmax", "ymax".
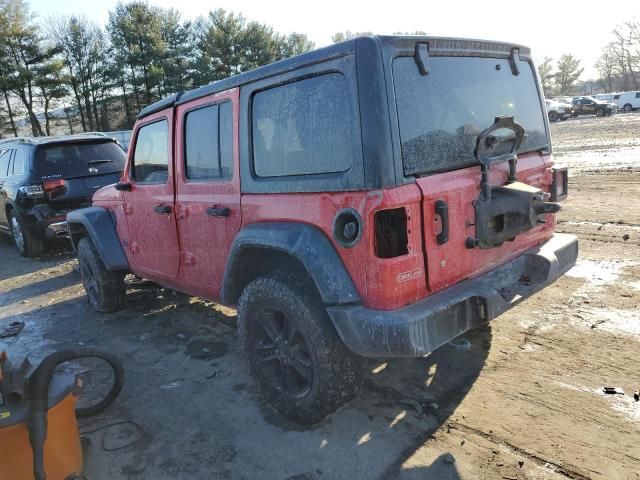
[
  {"xmin": 174, "ymin": 89, "xmax": 241, "ymax": 299},
  {"xmin": 121, "ymin": 111, "xmax": 180, "ymax": 282},
  {"xmin": 392, "ymin": 53, "xmax": 555, "ymax": 293}
]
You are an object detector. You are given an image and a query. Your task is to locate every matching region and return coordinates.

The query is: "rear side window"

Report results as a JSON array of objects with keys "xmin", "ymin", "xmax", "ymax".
[
  {"xmin": 636, "ymin": 92, "xmax": 640, "ymax": 98},
  {"xmin": 133, "ymin": 120, "xmax": 169, "ymax": 184},
  {"xmin": 0, "ymin": 150, "xmax": 11, "ymax": 177},
  {"xmin": 184, "ymin": 101, "xmax": 233, "ymax": 180},
  {"xmin": 252, "ymin": 73, "xmax": 352, "ymax": 177},
  {"xmin": 12, "ymin": 150, "xmax": 24, "ymax": 175},
  {"xmin": 34, "ymin": 141, "xmax": 125, "ymax": 179}
]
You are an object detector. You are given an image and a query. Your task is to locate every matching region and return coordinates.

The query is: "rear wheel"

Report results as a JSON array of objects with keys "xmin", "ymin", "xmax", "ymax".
[
  {"xmin": 9, "ymin": 212, "xmax": 44, "ymax": 257},
  {"xmin": 596, "ymin": 108, "xmax": 605, "ymax": 117},
  {"xmin": 623, "ymin": 103, "xmax": 632, "ymax": 112},
  {"xmin": 77, "ymin": 237, "xmax": 126, "ymax": 313},
  {"xmin": 238, "ymin": 272, "xmax": 364, "ymax": 424}
]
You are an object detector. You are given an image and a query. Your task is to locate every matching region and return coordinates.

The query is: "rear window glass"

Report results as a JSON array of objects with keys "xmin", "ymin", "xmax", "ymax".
[
  {"xmin": 393, "ymin": 56, "xmax": 548, "ymax": 176},
  {"xmin": 252, "ymin": 73, "xmax": 353, "ymax": 177},
  {"xmin": 132, "ymin": 120, "xmax": 169, "ymax": 184},
  {"xmin": 34, "ymin": 141, "xmax": 126, "ymax": 179}
]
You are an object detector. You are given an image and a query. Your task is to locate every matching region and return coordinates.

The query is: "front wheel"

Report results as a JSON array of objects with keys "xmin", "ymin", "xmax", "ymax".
[
  {"xmin": 623, "ymin": 103, "xmax": 632, "ymax": 112},
  {"xmin": 77, "ymin": 237, "xmax": 126, "ymax": 313},
  {"xmin": 238, "ymin": 272, "xmax": 364, "ymax": 424},
  {"xmin": 548, "ymin": 111, "xmax": 558, "ymax": 122}
]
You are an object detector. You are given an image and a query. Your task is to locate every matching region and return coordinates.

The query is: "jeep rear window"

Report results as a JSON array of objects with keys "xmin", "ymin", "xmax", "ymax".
[
  {"xmin": 252, "ymin": 73, "xmax": 352, "ymax": 177},
  {"xmin": 393, "ymin": 56, "xmax": 548, "ymax": 176},
  {"xmin": 34, "ymin": 141, "xmax": 126, "ymax": 179}
]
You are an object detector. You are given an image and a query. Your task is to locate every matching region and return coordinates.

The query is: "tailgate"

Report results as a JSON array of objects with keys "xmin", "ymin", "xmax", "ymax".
[
  {"xmin": 417, "ymin": 153, "xmax": 555, "ymax": 293},
  {"xmin": 47, "ymin": 172, "xmax": 121, "ymax": 209}
]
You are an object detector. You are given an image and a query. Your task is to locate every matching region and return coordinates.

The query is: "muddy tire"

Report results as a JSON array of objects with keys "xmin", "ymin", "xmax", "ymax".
[
  {"xmin": 9, "ymin": 211, "xmax": 44, "ymax": 257},
  {"xmin": 238, "ymin": 272, "xmax": 364, "ymax": 424},
  {"xmin": 77, "ymin": 237, "xmax": 126, "ymax": 313}
]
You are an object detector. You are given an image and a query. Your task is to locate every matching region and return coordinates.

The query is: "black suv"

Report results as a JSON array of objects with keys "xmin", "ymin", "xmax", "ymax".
[
  {"xmin": 571, "ymin": 96, "xmax": 616, "ymax": 117},
  {"xmin": 0, "ymin": 135, "xmax": 125, "ymax": 256}
]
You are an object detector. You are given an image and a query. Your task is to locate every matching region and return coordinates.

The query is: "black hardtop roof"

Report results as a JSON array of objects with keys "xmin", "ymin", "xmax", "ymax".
[
  {"xmin": 137, "ymin": 35, "xmax": 531, "ymax": 120},
  {"xmin": 0, "ymin": 133, "xmax": 116, "ymax": 148}
]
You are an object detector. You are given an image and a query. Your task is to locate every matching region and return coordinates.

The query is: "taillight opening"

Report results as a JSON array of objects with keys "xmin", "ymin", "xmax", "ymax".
[
  {"xmin": 551, "ymin": 166, "xmax": 568, "ymax": 201},
  {"xmin": 374, "ymin": 208, "xmax": 409, "ymax": 258},
  {"xmin": 43, "ymin": 179, "xmax": 68, "ymax": 201}
]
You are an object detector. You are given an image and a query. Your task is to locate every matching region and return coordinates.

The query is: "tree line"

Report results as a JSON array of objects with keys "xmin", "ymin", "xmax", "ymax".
[
  {"xmin": 0, "ymin": 0, "xmax": 314, "ymax": 138},
  {"xmin": 537, "ymin": 20, "xmax": 640, "ymax": 97}
]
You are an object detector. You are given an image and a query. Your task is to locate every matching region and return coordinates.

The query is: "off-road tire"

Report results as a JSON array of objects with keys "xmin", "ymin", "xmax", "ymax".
[
  {"xmin": 9, "ymin": 211, "xmax": 44, "ymax": 257},
  {"xmin": 623, "ymin": 103, "xmax": 632, "ymax": 112},
  {"xmin": 77, "ymin": 237, "xmax": 126, "ymax": 313},
  {"xmin": 238, "ymin": 272, "xmax": 364, "ymax": 424}
]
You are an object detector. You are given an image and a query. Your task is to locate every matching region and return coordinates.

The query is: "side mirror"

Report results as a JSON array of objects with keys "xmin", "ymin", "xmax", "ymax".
[{"xmin": 115, "ymin": 182, "xmax": 132, "ymax": 192}]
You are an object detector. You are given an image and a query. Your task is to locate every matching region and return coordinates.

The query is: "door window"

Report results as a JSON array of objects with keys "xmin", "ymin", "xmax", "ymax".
[
  {"xmin": 132, "ymin": 120, "xmax": 169, "ymax": 184},
  {"xmin": 12, "ymin": 150, "xmax": 25, "ymax": 175},
  {"xmin": 184, "ymin": 101, "xmax": 233, "ymax": 180},
  {"xmin": 0, "ymin": 150, "xmax": 10, "ymax": 177}
]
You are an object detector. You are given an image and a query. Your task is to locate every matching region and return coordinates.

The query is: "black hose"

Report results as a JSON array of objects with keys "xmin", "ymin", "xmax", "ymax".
[{"xmin": 28, "ymin": 348, "xmax": 124, "ymax": 480}]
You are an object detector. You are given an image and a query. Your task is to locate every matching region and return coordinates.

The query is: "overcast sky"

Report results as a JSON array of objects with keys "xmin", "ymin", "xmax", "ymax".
[{"xmin": 30, "ymin": 0, "xmax": 640, "ymax": 79}]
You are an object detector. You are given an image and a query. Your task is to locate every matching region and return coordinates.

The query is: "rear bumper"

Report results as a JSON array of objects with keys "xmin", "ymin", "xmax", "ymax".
[{"xmin": 327, "ymin": 233, "xmax": 578, "ymax": 357}]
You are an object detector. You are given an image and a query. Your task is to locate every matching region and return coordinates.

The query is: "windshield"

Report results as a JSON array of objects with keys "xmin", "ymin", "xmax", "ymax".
[
  {"xmin": 34, "ymin": 140, "xmax": 126, "ymax": 179},
  {"xmin": 393, "ymin": 56, "xmax": 548, "ymax": 176}
]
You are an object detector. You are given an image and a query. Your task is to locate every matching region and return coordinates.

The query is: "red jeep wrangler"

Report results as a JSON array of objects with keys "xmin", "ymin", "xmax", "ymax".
[{"xmin": 68, "ymin": 36, "xmax": 577, "ymax": 423}]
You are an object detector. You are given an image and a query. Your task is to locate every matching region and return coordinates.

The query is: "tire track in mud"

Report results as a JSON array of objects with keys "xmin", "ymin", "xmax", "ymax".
[{"xmin": 447, "ymin": 421, "xmax": 595, "ymax": 480}]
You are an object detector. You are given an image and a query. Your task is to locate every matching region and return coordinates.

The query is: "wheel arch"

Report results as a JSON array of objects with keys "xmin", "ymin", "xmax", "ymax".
[
  {"xmin": 67, "ymin": 207, "xmax": 129, "ymax": 271},
  {"xmin": 221, "ymin": 222, "xmax": 361, "ymax": 307}
]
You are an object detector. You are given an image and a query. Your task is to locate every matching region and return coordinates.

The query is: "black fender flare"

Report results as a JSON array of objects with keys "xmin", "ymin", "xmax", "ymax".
[
  {"xmin": 221, "ymin": 222, "xmax": 361, "ymax": 306},
  {"xmin": 67, "ymin": 207, "xmax": 129, "ymax": 271}
]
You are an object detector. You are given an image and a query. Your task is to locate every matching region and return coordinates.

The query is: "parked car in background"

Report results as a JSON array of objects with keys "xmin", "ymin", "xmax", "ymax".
[
  {"xmin": 545, "ymin": 99, "xmax": 573, "ymax": 122},
  {"xmin": 105, "ymin": 130, "xmax": 133, "ymax": 151},
  {"xmin": 611, "ymin": 91, "xmax": 640, "ymax": 112},
  {"xmin": 571, "ymin": 96, "xmax": 616, "ymax": 117},
  {"xmin": 0, "ymin": 134, "xmax": 126, "ymax": 256}
]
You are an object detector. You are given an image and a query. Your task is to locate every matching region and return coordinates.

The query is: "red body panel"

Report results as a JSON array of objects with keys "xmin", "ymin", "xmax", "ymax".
[
  {"xmin": 173, "ymin": 89, "xmax": 242, "ymax": 298},
  {"xmin": 241, "ymin": 185, "xmax": 428, "ymax": 311}
]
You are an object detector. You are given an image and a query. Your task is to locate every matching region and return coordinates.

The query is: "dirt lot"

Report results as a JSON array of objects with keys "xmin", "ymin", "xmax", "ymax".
[{"xmin": 1, "ymin": 113, "xmax": 639, "ymax": 480}]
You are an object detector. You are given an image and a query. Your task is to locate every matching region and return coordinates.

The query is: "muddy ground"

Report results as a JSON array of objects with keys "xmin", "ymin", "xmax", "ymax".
[{"xmin": 1, "ymin": 113, "xmax": 639, "ymax": 480}]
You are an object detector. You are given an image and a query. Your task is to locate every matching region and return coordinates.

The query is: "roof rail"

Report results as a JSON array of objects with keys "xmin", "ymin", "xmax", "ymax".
[
  {"xmin": 73, "ymin": 131, "xmax": 108, "ymax": 137},
  {"xmin": 0, "ymin": 137, "xmax": 35, "ymax": 146}
]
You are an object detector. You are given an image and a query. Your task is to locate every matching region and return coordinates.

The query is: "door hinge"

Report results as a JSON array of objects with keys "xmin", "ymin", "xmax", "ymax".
[{"xmin": 181, "ymin": 252, "xmax": 195, "ymax": 266}]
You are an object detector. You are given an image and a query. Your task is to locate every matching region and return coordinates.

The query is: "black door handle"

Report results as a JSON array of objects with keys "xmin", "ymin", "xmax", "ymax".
[
  {"xmin": 153, "ymin": 205, "xmax": 171, "ymax": 214},
  {"xmin": 435, "ymin": 200, "xmax": 449, "ymax": 245},
  {"xmin": 206, "ymin": 206, "xmax": 230, "ymax": 217}
]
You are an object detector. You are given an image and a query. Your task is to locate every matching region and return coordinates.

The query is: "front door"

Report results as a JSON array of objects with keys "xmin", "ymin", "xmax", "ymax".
[
  {"xmin": 174, "ymin": 89, "xmax": 241, "ymax": 299},
  {"xmin": 122, "ymin": 110, "xmax": 180, "ymax": 283}
]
